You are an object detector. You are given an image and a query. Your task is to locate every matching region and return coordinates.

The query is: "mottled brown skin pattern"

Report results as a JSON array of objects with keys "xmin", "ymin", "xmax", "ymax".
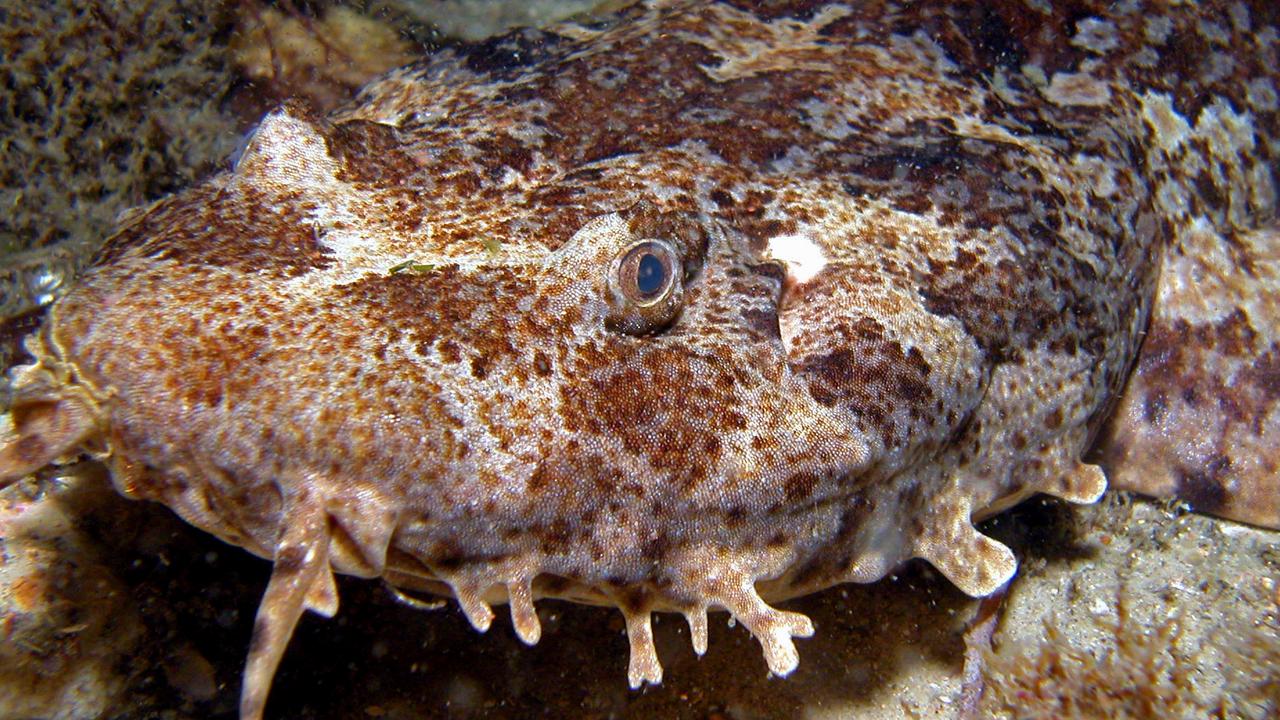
[{"xmin": 1, "ymin": 1, "xmax": 1278, "ymax": 718}]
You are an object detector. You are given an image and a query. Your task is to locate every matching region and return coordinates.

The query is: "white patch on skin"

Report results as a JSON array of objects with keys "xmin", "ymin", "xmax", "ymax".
[
  {"xmin": 1140, "ymin": 91, "xmax": 1193, "ymax": 153},
  {"xmin": 1246, "ymin": 77, "xmax": 1279, "ymax": 112},
  {"xmin": 1198, "ymin": 20, "xmax": 1230, "ymax": 45},
  {"xmin": 1070, "ymin": 18, "xmax": 1120, "ymax": 54},
  {"xmin": 766, "ymin": 231, "xmax": 828, "ymax": 285},
  {"xmin": 1144, "ymin": 15, "xmax": 1173, "ymax": 44},
  {"xmin": 1071, "ymin": 154, "xmax": 1119, "ymax": 198},
  {"xmin": 1042, "ymin": 71, "xmax": 1112, "ymax": 107},
  {"xmin": 1200, "ymin": 52, "xmax": 1235, "ymax": 86},
  {"xmin": 1228, "ymin": 2, "xmax": 1252, "ymax": 33},
  {"xmin": 685, "ymin": 4, "xmax": 854, "ymax": 82}
]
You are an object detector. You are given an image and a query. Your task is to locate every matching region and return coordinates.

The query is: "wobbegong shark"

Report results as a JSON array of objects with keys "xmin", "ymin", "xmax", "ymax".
[{"xmin": 1, "ymin": 1, "xmax": 1277, "ymax": 717}]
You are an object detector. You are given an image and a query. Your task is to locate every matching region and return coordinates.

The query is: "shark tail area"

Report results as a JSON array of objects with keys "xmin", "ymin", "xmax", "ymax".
[{"xmin": 1092, "ymin": 223, "xmax": 1280, "ymax": 530}]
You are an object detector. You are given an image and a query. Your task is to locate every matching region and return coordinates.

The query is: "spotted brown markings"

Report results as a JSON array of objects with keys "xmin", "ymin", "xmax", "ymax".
[
  {"xmin": 918, "ymin": 243, "xmax": 1065, "ymax": 364},
  {"xmin": 97, "ymin": 183, "xmax": 334, "ymax": 279},
  {"xmin": 819, "ymin": 124, "xmax": 1085, "ymax": 242},
  {"xmin": 1, "ymin": 2, "xmax": 1278, "ymax": 718},
  {"xmin": 824, "ymin": 122, "xmax": 969, "ymax": 219},
  {"xmin": 561, "ymin": 342, "xmax": 741, "ymax": 493},
  {"xmin": 906, "ymin": 1, "xmax": 1120, "ymax": 84},
  {"xmin": 619, "ymin": 202, "xmax": 711, "ymax": 274},
  {"xmin": 393, "ymin": 3, "xmax": 858, "ymax": 182},
  {"xmin": 1094, "ymin": 223, "xmax": 1280, "ymax": 529},
  {"xmin": 1142, "ymin": 312, "xmax": 1270, "ymax": 423},
  {"xmin": 789, "ymin": 301, "xmax": 935, "ymax": 452},
  {"xmin": 707, "ymin": 187, "xmax": 793, "ymax": 254},
  {"xmin": 420, "ymin": 148, "xmax": 709, "ymax": 268},
  {"xmin": 472, "ymin": 132, "xmax": 539, "ymax": 182},
  {"xmin": 338, "ymin": 266, "xmax": 536, "ymax": 378},
  {"xmin": 1128, "ymin": 4, "xmax": 1277, "ymax": 123},
  {"xmin": 780, "ymin": 490, "xmax": 879, "ymax": 594},
  {"xmin": 528, "ymin": 24, "xmax": 738, "ymax": 167},
  {"xmin": 53, "ymin": 266, "xmax": 280, "ymax": 471},
  {"xmin": 325, "ymin": 118, "xmax": 421, "ymax": 186},
  {"xmin": 1070, "ymin": 3, "xmax": 1280, "ymax": 527},
  {"xmin": 912, "ymin": 4, "xmax": 1030, "ymax": 78}
]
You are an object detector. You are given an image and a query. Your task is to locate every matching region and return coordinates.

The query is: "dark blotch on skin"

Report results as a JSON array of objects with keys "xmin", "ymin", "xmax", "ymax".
[
  {"xmin": 327, "ymin": 120, "xmax": 422, "ymax": 187},
  {"xmin": 1175, "ymin": 456, "xmax": 1231, "ymax": 515},
  {"xmin": 784, "ymin": 471, "xmax": 820, "ymax": 502},
  {"xmin": 13, "ymin": 435, "xmax": 47, "ymax": 466},
  {"xmin": 274, "ymin": 545, "xmax": 308, "ymax": 575},
  {"xmin": 460, "ymin": 27, "xmax": 566, "ymax": 78},
  {"xmin": 532, "ymin": 350, "xmax": 553, "ymax": 377},
  {"xmin": 793, "ymin": 318, "xmax": 934, "ymax": 448},
  {"xmin": 103, "ymin": 184, "xmax": 336, "ymax": 280},
  {"xmin": 741, "ymin": 307, "xmax": 781, "ymax": 340}
]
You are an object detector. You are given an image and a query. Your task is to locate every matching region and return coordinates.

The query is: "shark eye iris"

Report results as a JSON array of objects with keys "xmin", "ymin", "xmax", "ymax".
[{"xmin": 617, "ymin": 240, "xmax": 677, "ymax": 306}]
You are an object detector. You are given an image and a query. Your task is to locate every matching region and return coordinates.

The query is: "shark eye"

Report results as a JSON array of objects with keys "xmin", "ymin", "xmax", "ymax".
[
  {"xmin": 617, "ymin": 240, "xmax": 677, "ymax": 305},
  {"xmin": 606, "ymin": 238, "xmax": 684, "ymax": 335}
]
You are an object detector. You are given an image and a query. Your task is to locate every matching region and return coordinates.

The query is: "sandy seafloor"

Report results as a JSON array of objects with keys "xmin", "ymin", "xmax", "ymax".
[{"xmin": 1, "ymin": 1, "xmax": 1278, "ymax": 718}]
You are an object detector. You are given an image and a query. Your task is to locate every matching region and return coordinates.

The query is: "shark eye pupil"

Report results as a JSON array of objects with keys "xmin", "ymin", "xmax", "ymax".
[{"xmin": 635, "ymin": 252, "xmax": 666, "ymax": 297}]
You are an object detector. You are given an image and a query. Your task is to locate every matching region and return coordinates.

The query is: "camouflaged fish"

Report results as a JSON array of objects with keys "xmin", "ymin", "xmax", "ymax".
[{"xmin": 2, "ymin": 1, "xmax": 1278, "ymax": 718}]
